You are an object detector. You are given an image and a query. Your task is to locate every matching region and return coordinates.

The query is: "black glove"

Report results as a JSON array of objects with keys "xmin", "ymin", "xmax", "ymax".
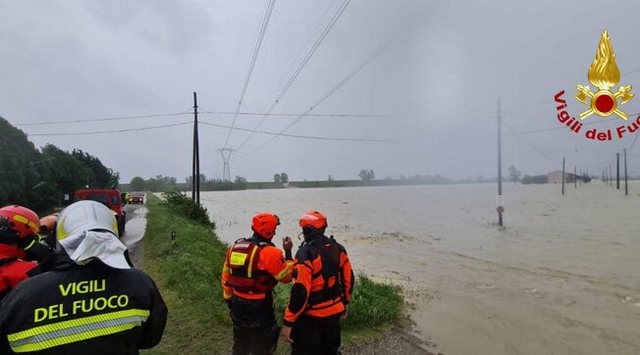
[{"xmin": 18, "ymin": 235, "xmax": 51, "ymax": 262}]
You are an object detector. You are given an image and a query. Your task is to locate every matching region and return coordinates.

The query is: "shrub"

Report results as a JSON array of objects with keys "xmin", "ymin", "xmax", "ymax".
[{"xmin": 160, "ymin": 190, "xmax": 214, "ymax": 228}]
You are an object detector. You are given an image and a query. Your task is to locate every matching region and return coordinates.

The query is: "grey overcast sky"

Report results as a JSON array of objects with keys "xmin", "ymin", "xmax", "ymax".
[{"xmin": 2, "ymin": 0, "xmax": 640, "ymax": 183}]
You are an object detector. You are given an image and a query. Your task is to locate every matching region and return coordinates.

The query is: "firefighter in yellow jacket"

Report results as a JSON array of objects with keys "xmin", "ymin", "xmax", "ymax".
[{"xmin": 221, "ymin": 212, "xmax": 293, "ymax": 354}]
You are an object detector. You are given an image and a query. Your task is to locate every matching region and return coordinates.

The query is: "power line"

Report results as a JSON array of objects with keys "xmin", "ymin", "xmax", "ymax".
[
  {"xmin": 11, "ymin": 110, "xmax": 382, "ymax": 128},
  {"xmin": 200, "ymin": 120, "xmax": 397, "ymax": 142},
  {"xmin": 14, "ymin": 112, "xmax": 191, "ymax": 126},
  {"xmin": 275, "ymin": 0, "xmax": 351, "ymax": 103},
  {"xmin": 501, "ymin": 119, "xmax": 560, "ymax": 164},
  {"xmin": 272, "ymin": 0, "xmax": 337, "ymax": 93},
  {"xmin": 22, "ymin": 121, "xmax": 191, "ymax": 136},
  {"xmin": 501, "ymin": 118, "xmax": 609, "ymax": 137},
  {"xmin": 241, "ymin": 46, "xmax": 384, "ymax": 155},
  {"xmin": 223, "ymin": 0, "xmax": 276, "ymax": 148},
  {"xmin": 200, "ymin": 111, "xmax": 385, "ymax": 118},
  {"xmin": 234, "ymin": 0, "xmax": 352, "ymax": 151}
]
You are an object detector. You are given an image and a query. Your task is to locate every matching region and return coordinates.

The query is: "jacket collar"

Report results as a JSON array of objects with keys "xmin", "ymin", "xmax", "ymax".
[
  {"xmin": 305, "ymin": 234, "xmax": 329, "ymax": 247},
  {"xmin": 249, "ymin": 232, "xmax": 274, "ymax": 246}
]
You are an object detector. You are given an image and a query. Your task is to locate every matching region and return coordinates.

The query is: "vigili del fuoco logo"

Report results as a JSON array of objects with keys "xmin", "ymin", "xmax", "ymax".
[{"xmin": 554, "ymin": 30, "xmax": 639, "ymax": 141}]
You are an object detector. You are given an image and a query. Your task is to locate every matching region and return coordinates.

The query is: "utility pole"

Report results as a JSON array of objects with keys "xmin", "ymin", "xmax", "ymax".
[
  {"xmin": 496, "ymin": 99, "xmax": 504, "ymax": 226},
  {"xmin": 616, "ymin": 152, "xmax": 620, "ymax": 190},
  {"xmin": 624, "ymin": 148, "xmax": 628, "ymax": 196},
  {"xmin": 192, "ymin": 91, "xmax": 200, "ymax": 204},
  {"xmin": 579, "ymin": 168, "xmax": 583, "ymax": 186},
  {"xmin": 562, "ymin": 157, "xmax": 565, "ymax": 195}
]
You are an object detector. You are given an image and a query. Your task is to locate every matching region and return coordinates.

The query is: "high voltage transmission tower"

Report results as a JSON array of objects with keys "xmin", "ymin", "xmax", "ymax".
[{"xmin": 218, "ymin": 148, "xmax": 235, "ymax": 182}]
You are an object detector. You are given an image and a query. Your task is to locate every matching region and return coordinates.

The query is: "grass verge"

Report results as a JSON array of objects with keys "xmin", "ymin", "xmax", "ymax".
[{"xmin": 140, "ymin": 193, "xmax": 405, "ymax": 354}]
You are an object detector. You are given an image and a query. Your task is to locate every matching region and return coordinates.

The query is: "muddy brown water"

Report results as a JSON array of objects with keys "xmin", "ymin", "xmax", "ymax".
[{"xmin": 202, "ymin": 183, "xmax": 640, "ymax": 355}]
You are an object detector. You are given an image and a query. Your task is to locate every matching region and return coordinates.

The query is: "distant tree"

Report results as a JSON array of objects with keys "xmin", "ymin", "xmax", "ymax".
[
  {"xmin": 71, "ymin": 149, "xmax": 119, "ymax": 188},
  {"xmin": 358, "ymin": 169, "xmax": 375, "ymax": 181},
  {"xmin": 0, "ymin": 117, "xmax": 119, "ymax": 213},
  {"xmin": 509, "ymin": 165, "xmax": 521, "ymax": 184},
  {"xmin": 234, "ymin": 175, "xmax": 248, "ymax": 189},
  {"xmin": 130, "ymin": 176, "xmax": 145, "ymax": 191},
  {"xmin": 0, "ymin": 119, "xmax": 52, "ymax": 211},
  {"xmin": 280, "ymin": 172, "xmax": 289, "ymax": 183},
  {"xmin": 273, "ymin": 174, "xmax": 281, "ymax": 183}
]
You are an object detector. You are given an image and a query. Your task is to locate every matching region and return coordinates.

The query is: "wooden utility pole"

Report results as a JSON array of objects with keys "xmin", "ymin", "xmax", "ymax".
[
  {"xmin": 497, "ymin": 99, "xmax": 503, "ymax": 226},
  {"xmin": 192, "ymin": 92, "xmax": 200, "ymax": 204},
  {"xmin": 624, "ymin": 148, "xmax": 628, "ymax": 196},
  {"xmin": 616, "ymin": 153, "xmax": 620, "ymax": 190},
  {"xmin": 562, "ymin": 157, "xmax": 565, "ymax": 195}
]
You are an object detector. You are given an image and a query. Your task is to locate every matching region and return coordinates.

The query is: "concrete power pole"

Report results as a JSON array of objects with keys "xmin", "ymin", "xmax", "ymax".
[
  {"xmin": 192, "ymin": 91, "xmax": 200, "ymax": 204},
  {"xmin": 496, "ymin": 99, "xmax": 504, "ymax": 226}
]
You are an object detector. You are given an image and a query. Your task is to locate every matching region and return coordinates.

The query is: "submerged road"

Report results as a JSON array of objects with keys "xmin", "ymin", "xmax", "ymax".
[{"xmin": 120, "ymin": 203, "xmax": 147, "ymax": 266}]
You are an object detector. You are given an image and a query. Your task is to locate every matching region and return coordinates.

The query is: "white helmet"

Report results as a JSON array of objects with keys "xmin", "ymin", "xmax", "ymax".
[
  {"xmin": 57, "ymin": 200, "xmax": 118, "ymax": 240},
  {"xmin": 56, "ymin": 200, "xmax": 129, "ymax": 269}
]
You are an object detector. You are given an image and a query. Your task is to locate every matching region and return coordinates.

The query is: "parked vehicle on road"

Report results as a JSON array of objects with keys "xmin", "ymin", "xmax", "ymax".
[{"xmin": 73, "ymin": 189, "xmax": 126, "ymax": 236}]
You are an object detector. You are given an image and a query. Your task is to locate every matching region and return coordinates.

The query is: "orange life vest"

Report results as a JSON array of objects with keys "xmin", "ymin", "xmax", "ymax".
[{"xmin": 225, "ymin": 238, "xmax": 277, "ymax": 294}]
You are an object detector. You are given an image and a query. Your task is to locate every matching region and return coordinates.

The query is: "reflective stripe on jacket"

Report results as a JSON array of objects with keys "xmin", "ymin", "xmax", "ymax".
[
  {"xmin": 0, "ymin": 252, "xmax": 167, "ymax": 354},
  {"xmin": 221, "ymin": 235, "xmax": 293, "ymax": 301}
]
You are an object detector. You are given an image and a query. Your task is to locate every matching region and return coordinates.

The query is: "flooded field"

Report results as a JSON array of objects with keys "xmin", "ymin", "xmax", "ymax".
[{"xmin": 201, "ymin": 183, "xmax": 640, "ymax": 354}]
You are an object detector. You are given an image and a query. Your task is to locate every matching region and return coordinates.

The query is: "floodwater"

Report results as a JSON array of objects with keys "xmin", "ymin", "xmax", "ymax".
[{"xmin": 201, "ymin": 183, "xmax": 640, "ymax": 354}]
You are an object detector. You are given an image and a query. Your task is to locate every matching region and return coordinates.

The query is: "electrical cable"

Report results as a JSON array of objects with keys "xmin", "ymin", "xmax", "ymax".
[
  {"xmin": 14, "ymin": 112, "xmax": 191, "ymax": 126},
  {"xmin": 21, "ymin": 121, "xmax": 192, "ymax": 136},
  {"xmin": 223, "ymin": 0, "xmax": 276, "ymax": 148},
  {"xmin": 234, "ymin": 0, "xmax": 352, "ymax": 151},
  {"xmin": 501, "ymin": 120, "xmax": 560, "ymax": 164},
  {"xmin": 201, "ymin": 120, "xmax": 397, "ymax": 142},
  {"xmin": 240, "ymin": 46, "xmax": 384, "ymax": 155},
  {"xmin": 199, "ymin": 111, "xmax": 384, "ymax": 118}
]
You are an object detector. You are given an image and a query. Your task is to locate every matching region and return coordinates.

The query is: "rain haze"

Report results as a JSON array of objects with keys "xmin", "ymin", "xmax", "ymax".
[
  {"xmin": 2, "ymin": 1, "xmax": 640, "ymax": 183},
  {"xmin": 3, "ymin": 2, "xmax": 640, "ymax": 354}
]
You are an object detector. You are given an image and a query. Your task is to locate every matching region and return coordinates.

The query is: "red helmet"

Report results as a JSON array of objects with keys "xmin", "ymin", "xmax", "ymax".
[
  {"xmin": 251, "ymin": 213, "xmax": 280, "ymax": 239},
  {"xmin": 0, "ymin": 205, "xmax": 40, "ymax": 240},
  {"xmin": 299, "ymin": 211, "xmax": 327, "ymax": 230}
]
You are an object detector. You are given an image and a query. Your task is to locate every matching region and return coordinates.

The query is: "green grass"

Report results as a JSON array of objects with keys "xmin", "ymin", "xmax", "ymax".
[{"xmin": 140, "ymin": 194, "xmax": 405, "ymax": 354}]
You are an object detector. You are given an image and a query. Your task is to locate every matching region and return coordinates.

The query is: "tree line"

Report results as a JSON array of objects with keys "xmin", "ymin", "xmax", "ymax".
[
  {"xmin": 0, "ymin": 116, "xmax": 119, "ymax": 213},
  {"xmin": 127, "ymin": 174, "xmax": 249, "ymax": 192}
]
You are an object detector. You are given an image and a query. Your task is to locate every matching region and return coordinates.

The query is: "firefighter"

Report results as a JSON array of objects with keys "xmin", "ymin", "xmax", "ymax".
[
  {"xmin": 0, "ymin": 200, "xmax": 167, "ymax": 354},
  {"xmin": 38, "ymin": 212, "xmax": 59, "ymax": 252},
  {"xmin": 280, "ymin": 211, "xmax": 354, "ymax": 355},
  {"xmin": 221, "ymin": 212, "xmax": 294, "ymax": 355},
  {"xmin": 0, "ymin": 205, "xmax": 43, "ymax": 301}
]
